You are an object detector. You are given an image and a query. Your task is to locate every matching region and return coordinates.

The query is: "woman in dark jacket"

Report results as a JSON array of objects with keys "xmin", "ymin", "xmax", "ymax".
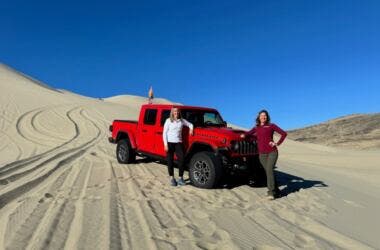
[{"xmin": 246, "ymin": 110, "xmax": 287, "ymax": 200}]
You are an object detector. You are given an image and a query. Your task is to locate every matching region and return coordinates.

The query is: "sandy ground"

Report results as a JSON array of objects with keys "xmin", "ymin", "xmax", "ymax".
[{"xmin": 1, "ymin": 64, "xmax": 379, "ymax": 249}]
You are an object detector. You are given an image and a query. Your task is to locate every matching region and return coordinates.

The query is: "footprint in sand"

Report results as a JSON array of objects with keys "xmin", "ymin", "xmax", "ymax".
[
  {"xmin": 44, "ymin": 193, "xmax": 53, "ymax": 198},
  {"xmin": 294, "ymin": 233, "xmax": 317, "ymax": 248},
  {"xmin": 93, "ymin": 183, "xmax": 106, "ymax": 188},
  {"xmin": 38, "ymin": 193, "xmax": 54, "ymax": 203},
  {"xmin": 92, "ymin": 183, "xmax": 105, "ymax": 189}
]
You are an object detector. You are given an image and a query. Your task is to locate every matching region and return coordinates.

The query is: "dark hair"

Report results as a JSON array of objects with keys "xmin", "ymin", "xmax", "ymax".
[{"xmin": 256, "ymin": 109, "xmax": 270, "ymax": 126}]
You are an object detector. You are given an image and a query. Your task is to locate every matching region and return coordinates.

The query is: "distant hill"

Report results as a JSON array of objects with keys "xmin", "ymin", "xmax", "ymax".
[{"xmin": 287, "ymin": 113, "xmax": 380, "ymax": 149}]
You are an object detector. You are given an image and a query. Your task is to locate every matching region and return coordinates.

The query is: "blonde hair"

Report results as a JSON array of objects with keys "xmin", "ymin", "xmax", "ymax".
[{"xmin": 169, "ymin": 107, "xmax": 182, "ymax": 122}]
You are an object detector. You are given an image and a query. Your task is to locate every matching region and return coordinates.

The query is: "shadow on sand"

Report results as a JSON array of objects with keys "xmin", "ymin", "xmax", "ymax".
[
  {"xmin": 131, "ymin": 158, "xmax": 328, "ymax": 197},
  {"xmin": 221, "ymin": 170, "xmax": 328, "ymax": 196},
  {"xmin": 274, "ymin": 169, "xmax": 328, "ymax": 196},
  {"xmin": 213, "ymin": 167, "xmax": 327, "ymax": 198}
]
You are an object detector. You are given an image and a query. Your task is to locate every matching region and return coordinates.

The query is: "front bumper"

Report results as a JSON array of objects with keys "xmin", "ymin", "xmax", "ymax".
[{"xmin": 216, "ymin": 147, "xmax": 254, "ymax": 171}]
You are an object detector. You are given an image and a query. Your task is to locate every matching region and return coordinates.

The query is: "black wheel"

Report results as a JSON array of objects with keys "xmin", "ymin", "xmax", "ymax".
[
  {"xmin": 116, "ymin": 139, "xmax": 136, "ymax": 164},
  {"xmin": 247, "ymin": 156, "xmax": 267, "ymax": 186},
  {"xmin": 189, "ymin": 152, "xmax": 223, "ymax": 189}
]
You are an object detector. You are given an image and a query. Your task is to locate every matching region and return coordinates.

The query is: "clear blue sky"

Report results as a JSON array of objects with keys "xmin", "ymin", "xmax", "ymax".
[{"xmin": 1, "ymin": 0, "xmax": 379, "ymax": 129}]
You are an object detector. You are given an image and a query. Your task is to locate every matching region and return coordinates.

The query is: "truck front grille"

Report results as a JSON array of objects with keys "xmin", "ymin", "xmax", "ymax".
[{"xmin": 234, "ymin": 141, "xmax": 257, "ymax": 155}]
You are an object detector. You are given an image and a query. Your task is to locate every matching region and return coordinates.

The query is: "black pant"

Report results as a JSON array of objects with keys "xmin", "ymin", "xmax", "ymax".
[{"xmin": 167, "ymin": 142, "xmax": 185, "ymax": 177}]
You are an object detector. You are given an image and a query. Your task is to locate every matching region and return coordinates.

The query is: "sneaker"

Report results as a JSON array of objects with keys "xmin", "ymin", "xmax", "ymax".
[
  {"xmin": 177, "ymin": 178, "xmax": 186, "ymax": 186},
  {"xmin": 170, "ymin": 178, "xmax": 177, "ymax": 186},
  {"xmin": 267, "ymin": 194, "xmax": 275, "ymax": 200}
]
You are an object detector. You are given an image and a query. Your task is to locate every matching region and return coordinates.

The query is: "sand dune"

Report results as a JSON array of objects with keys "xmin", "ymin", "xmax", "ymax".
[
  {"xmin": 288, "ymin": 113, "xmax": 380, "ymax": 149},
  {"xmin": 0, "ymin": 64, "xmax": 379, "ymax": 249}
]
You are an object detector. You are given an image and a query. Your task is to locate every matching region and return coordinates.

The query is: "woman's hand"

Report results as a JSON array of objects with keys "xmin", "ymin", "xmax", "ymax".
[
  {"xmin": 190, "ymin": 129, "xmax": 194, "ymax": 136},
  {"xmin": 269, "ymin": 141, "xmax": 277, "ymax": 147},
  {"xmin": 164, "ymin": 144, "xmax": 168, "ymax": 152}
]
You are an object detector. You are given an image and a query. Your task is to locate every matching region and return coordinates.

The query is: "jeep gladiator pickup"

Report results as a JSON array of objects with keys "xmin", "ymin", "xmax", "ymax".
[{"xmin": 109, "ymin": 104, "xmax": 264, "ymax": 188}]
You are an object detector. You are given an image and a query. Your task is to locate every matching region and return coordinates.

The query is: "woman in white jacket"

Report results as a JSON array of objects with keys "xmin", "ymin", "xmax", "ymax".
[{"xmin": 163, "ymin": 107, "xmax": 194, "ymax": 186}]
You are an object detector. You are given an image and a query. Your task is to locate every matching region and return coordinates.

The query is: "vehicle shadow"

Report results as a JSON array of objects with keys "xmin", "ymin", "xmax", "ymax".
[
  {"xmin": 134, "ymin": 157, "xmax": 157, "ymax": 164},
  {"xmin": 132, "ymin": 158, "xmax": 328, "ymax": 197}
]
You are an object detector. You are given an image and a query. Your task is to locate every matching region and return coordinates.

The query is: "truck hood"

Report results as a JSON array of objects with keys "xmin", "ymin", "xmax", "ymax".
[{"xmin": 194, "ymin": 126, "xmax": 248, "ymax": 140}]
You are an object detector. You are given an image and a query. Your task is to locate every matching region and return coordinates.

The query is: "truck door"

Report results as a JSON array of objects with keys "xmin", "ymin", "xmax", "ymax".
[
  {"xmin": 154, "ymin": 109, "xmax": 171, "ymax": 157},
  {"xmin": 137, "ymin": 108, "xmax": 158, "ymax": 153}
]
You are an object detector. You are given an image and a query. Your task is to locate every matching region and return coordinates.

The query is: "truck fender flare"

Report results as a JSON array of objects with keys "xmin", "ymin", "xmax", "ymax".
[
  {"xmin": 186, "ymin": 142, "xmax": 216, "ymax": 160},
  {"xmin": 116, "ymin": 130, "xmax": 137, "ymax": 149},
  {"xmin": 189, "ymin": 141, "xmax": 216, "ymax": 151}
]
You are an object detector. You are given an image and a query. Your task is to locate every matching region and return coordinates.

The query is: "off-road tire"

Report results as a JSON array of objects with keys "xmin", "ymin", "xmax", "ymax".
[
  {"xmin": 189, "ymin": 152, "xmax": 223, "ymax": 189},
  {"xmin": 116, "ymin": 139, "xmax": 136, "ymax": 164}
]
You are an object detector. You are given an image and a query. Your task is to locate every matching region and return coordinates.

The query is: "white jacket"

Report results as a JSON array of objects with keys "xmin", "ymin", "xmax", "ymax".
[{"xmin": 163, "ymin": 118, "xmax": 193, "ymax": 145}]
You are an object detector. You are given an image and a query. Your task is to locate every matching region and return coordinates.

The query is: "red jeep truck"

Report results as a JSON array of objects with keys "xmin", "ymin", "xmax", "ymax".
[{"xmin": 108, "ymin": 104, "xmax": 264, "ymax": 188}]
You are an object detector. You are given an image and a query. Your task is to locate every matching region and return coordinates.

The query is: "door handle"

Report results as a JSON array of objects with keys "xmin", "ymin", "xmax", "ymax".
[
  {"xmin": 142, "ymin": 129, "xmax": 147, "ymax": 132},
  {"xmin": 156, "ymin": 132, "xmax": 162, "ymax": 135}
]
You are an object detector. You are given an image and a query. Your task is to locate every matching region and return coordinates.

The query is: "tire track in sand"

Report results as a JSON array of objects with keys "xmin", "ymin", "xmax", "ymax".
[
  {"xmin": 0, "ymin": 96, "xmax": 22, "ymax": 161},
  {"xmin": 0, "ymin": 105, "xmax": 99, "ymax": 180},
  {"xmin": 0, "ymin": 106, "xmax": 102, "ymax": 209},
  {"xmin": 111, "ymin": 161, "xmax": 160, "ymax": 250},
  {"xmin": 0, "ymin": 107, "xmax": 97, "ymax": 185},
  {"xmin": 16, "ymin": 106, "xmax": 61, "ymax": 147},
  {"xmin": 76, "ymin": 159, "xmax": 109, "ymax": 250},
  {"xmin": 0, "ymin": 106, "xmax": 81, "ymax": 176},
  {"xmin": 109, "ymin": 160, "xmax": 127, "ymax": 250},
  {"xmin": 31, "ymin": 109, "xmax": 70, "ymax": 141},
  {"xmin": 4, "ymin": 162, "xmax": 76, "ymax": 249},
  {"xmin": 114, "ymin": 161, "xmax": 238, "ymax": 249},
  {"xmin": 30, "ymin": 159, "xmax": 92, "ymax": 250}
]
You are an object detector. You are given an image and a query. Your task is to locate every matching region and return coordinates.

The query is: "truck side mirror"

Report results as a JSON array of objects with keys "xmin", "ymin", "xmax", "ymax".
[{"xmin": 222, "ymin": 121, "xmax": 227, "ymax": 127}]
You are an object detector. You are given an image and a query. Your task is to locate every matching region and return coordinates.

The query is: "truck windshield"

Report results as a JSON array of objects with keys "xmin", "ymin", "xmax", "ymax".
[{"xmin": 181, "ymin": 109, "xmax": 225, "ymax": 127}]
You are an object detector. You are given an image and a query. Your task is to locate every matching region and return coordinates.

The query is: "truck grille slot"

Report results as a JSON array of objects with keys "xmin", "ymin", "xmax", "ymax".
[{"xmin": 237, "ymin": 141, "xmax": 256, "ymax": 154}]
